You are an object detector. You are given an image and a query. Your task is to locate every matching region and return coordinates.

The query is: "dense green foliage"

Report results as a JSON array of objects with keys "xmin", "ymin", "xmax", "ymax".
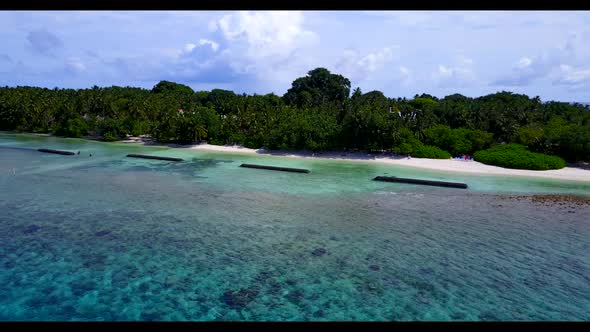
[
  {"xmin": 411, "ymin": 145, "xmax": 452, "ymax": 159},
  {"xmin": 424, "ymin": 125, "xmax": 494, "ymax": 156},
  {"xmin": 474, "ymin": 144, "xmax": 566, "ymax": 170},
  {"xmin": 283, "ymin": 67, "xmax": 351, "ymax": 108},
  {"xmin": 1, "ymin": 67, "xmax": 589, "ymax": 166}
]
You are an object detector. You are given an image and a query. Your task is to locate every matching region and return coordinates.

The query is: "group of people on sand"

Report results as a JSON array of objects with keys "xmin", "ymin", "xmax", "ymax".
[{"xmin": 453, "ymin": 154, "xmax": 473, "ymax": 161}]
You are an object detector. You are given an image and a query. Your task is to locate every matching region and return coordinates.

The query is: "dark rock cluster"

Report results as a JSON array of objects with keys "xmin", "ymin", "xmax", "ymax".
[
  {"xmin": 369, "ymin": 264, "xmax": 381, "ymax": 271},
  {"xmin": 23, "ymin": 224, "xmax": 41, "ymax": 234},
  {"xmin": 505, "ymin": 194, "xmax": 590, "ymax": 206},
  {"xmin": 95, "ymin": 230, "xmax": 112, "ymax": 237},
  {"xmin": 501, "ymin": 194, "xmax": 590, "ymax": 212},
  {"xmin": 222, "ymin": 286, "xmax": 260, "ymax": 309},
  {"xmin": 285, "ymin": 289, "xmax": 305, "ymax": 305},
  {"xmin": 530, "ymin": 194, "xmax": 590, "ymax": 205},
  {"xmin": 311, "ymin": 248, "xmax": 327, "ymax": 257}
]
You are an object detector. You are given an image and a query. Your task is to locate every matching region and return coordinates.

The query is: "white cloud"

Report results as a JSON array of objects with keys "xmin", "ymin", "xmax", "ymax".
[
  {"xmin": 557, "ymin": 64, "xmax": 590, "ymax": 84},
  {"xmin": 165, "ymin": 40, "xmax": 219, "ymax": 60},
  {"xmin": 431, "ymin": 55, "xmax": 475, "ymax": 87},
  {"xmin": 492, "ymin": 32, "xmax": 590, "ymax": 87},
  {"xmin": 357, "ymin": 47, "xmax": 394, "ymax": 72},
  {"xmin": 553, "ymin": 64, "xmax": 590, "ymax": 90},
  {"xmin": 199, "ymin": 39, "xmax": 219, "ymax": 52},
  {"xmin": 335, "ymin": 46, "xmax": 398, "ymax": 82},
  {"xmin": 436, "ymin": 65, "xmax": 453, "ymax": 78},
  {"xmin": 65, "ymin": 57, "xmax": 86, "ymax": 72},
  {"xmin": 207, "ymin": 20, "xmax": 218, "ymax": 32},
  {"xmin": 517, "ymin": 57, "xmax": 532, "ymax": 69},
  {"xmin": 209, "ymin": 11, "xmax": 319, "ymax": 88},
  {"xmin": 216, "ymin": 11, "xmax": 317, "ymax": 60},
  {"xmin": 175, "ymin": 39, "xmax": 218, "ymax": 57},
  {"xmin": 184, "ymin": 43, "xmax": 197, "ymax": 53},
  {"xmin": 491, "ymin": 55, "xmax": 548, "ymax": 86},
  {"xmin": 399, "ymin": 66, "xmax": 410, "ymax": 75},
  {"xmin": 398, "ymin": 66, "xmax": 412, "ymax": 85}
]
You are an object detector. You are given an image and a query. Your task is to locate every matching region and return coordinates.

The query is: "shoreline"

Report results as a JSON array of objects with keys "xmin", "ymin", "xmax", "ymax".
[
  {"xmin": 3, "ymin": 131, "xmax": 590, "ymax": 183},
  {"xmin": 115, "ymin": 136, "xmax": 590, "ymax": 183}
]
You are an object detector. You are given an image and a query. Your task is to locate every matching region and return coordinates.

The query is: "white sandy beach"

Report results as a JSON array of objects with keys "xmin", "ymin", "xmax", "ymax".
[{"xmin": 166, "ymin": 142, "xmax": 590, "ymax": 183}]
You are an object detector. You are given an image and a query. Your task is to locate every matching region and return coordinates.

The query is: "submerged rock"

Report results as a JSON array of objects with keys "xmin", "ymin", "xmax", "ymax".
[
  {"xmin": 23, "ymin": 224, "xmax": 41, "ymax": 234},
  {"xmin": 285, "ymin": 289, "xmax": 305, "ymax": 305},
  {"xmin": 311, "ymin": 248, "xmax": 327, "ymax": 257},
  {"xmin": 267, "ymin": 281, "xmax": 282, "ymax": 295},
  {"xmin": 418, "ymin": 267, "xmax": 435, "ymax": 279},
  {"xmin": 61, "ymin": 305, "xmax": 77, "ymax": 316},
  {"xmin": 222, "ymin": 287, "xmax": 260, "ymax": 309},
  {"xmin": 95, "ymin": 230, "xmax": 111, "ymax": 237},
  {"xmin": 3, "ymin": 260, "xmax": 16, "ymax": 269},
  {"xmin": 254, "ymin": 270, "xmax": 275, "ymax": 282},
  {"xmin": 138, "ymin": 282, "xmax": 150, "ymax": 293},
  {"xmin": 41, "ymin": 286, "xmax": 56, "ymax": 295},
  {"xmin": 111, "ymin": 271, "xmax": 130, "ymax": 288},
  {"xmin": 313, "ymin": 309, "xmax": 326, "ymax": 318},
  {"xmin": 415, "ymin": 290, "xmax": 431, "ymax": 305},
  {"xmin": 450, "ymin": 312, "xmax": 467, "ymax": 320},
  {"xmin": 69, "ymin": 280, "xmax": 97, "ymax": 296},
  {"xmin": 81, "ymin": 254, "xmax": 108, "ymax": 269},
  {"xmin": 25, "ymin": 297, "xmax": 45, "ymax": 308}
]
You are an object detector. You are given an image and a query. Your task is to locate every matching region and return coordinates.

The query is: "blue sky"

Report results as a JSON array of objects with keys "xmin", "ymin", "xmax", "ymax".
[{"xmin": 0, "ymin": 11, "xmax": 589, "ymax": 102}]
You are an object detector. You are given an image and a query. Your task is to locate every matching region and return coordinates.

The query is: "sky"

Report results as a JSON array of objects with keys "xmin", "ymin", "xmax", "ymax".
[{"xmin": 0, "ymin": 11, "xmax": 589, "ymax": 102}]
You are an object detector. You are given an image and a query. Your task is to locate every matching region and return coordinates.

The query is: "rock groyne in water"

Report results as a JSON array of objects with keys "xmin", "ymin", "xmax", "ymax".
[
  {"xmin": 126, "ymin": 154, "xmax": 183, "ymax": 162},
  {"xmin": 240, "ymin": 163, "xmax": 310, "ymax": 173},
  {"xmin": 38, "ymin": 148, "xmax": 76, "ymax": 156},
  {"xmin": 373, "ymin": 176, "xmax": 468, "ymax": 189}
]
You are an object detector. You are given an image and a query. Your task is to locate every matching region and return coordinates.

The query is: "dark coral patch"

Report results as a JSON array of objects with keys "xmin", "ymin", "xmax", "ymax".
[
  {"xmin": 95, "ymin": 230, "xmax": 111, "ymax": 237},
  {"xmin": 222, "ymin": 287, "xmax": 260, "ymax": 309},
  {"xmin": 286, "ymin": 289, "xmax": 305, "ymax": 305},
  {"xmin": 311, "ymin": 248, "xmax": 327, "ymax": 257},
  {"xmin": 23, "ymin": 225, "xmax": 41, "ymax": 234}
]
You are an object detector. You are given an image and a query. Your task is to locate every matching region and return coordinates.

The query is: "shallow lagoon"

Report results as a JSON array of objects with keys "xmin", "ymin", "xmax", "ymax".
[{"xmin": 1, "ymin": 133, "xmax": 589, "ymax": 321}]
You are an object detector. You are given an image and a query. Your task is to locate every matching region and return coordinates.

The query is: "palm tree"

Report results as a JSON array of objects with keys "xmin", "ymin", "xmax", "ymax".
[{"xmin": 194, "ymin": 124, "xmax": 208, "ymax": 142}]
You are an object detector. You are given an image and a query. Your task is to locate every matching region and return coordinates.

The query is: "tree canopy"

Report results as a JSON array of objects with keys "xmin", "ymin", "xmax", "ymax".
[
  {"xmin": 283, "ymin": 67, "xmax": 351, "ymax": 108},
  {"xmin": 1, "ymin": 67, "xmax": 589, "ymax": 165}
]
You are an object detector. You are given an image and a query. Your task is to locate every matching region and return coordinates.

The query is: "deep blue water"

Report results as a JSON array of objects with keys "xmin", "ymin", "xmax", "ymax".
[{"xmin": 0, "ymin": 134, "xmax": 589, "ymax": 321}]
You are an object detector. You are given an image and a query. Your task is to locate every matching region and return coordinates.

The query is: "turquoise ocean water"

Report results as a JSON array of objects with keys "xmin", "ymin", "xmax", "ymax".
[{"xmin": 0, "ymin": 133, "xmax": 589, "ymax": 321}]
